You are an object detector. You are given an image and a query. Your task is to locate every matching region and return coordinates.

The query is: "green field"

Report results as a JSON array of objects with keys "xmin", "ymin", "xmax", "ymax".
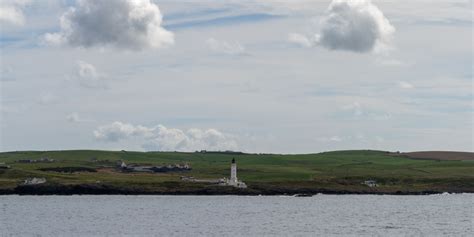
[{"xmin": 0, "ymin": 150, "xmax": 473, "ymax": 195}]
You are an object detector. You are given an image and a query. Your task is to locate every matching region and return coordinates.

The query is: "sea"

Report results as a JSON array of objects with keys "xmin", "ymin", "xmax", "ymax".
[{"xmin": 1, "ymin": 194, "xmax": 472, "ymax": 236}]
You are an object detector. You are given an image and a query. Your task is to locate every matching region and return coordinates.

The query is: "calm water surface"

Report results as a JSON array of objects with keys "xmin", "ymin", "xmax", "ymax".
[{"xmin": 1, "ymin": 194, "xmax": 473, "ymax": 236}]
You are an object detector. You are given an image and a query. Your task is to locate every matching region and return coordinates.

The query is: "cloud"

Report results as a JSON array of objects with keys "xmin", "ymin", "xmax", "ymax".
[
  {"xmin": 0, "ymin": 65, "xmax": 15, "ymax": 81},
  {"xmin": 317, "ymin": 136, "xmax": 343, "ymax": 142},
  {"xmin": 289, "ymin": 0, "xmax": 395, "ymax": 53},
  {"xmin": 94, "ymin": 122, "xmax": 238, "ymax": 151},
  {"xmin": 44, "ymin": 0, "xmax": 174, "ymax": 50},
  {"xmin": 398, "ymin": 81, "xmax": 414, "ymax": 89},
  {"xmin": 342, "ymin": 101, "xmax": 364, "ymax": 116},
  {"xmin": 66, "ymin": 113, "xmax": 81, "ymax": 123},
  {"xmin": 0, "ymin": 0, "xmax": 30, "ymax": 25},
  {"xmin": 288, "ymin": 33, "xmax": 314, "ymax": 48},
  {"xmin": 340, "ymin": 101, "xmax": 392, "ymax": 120},
  {"xmin": 206, "ymin": 38, "xmax": 245, "ymax": 55},
  {"xmin": 0, "ymin": 103, "xmax": 27, "ymax": 115},
  {"xmin": 375, "ymin": 58, "xmax": 404, "ymax": 66},
  {"xmin": 66, "ymin": 112, "xmax": 93, "ymax": 123},
  {"xmin": 94, "ymin": 122, "xmax": 154, "ymax": 142},
  {"xmin": 74, "ymin": 61, "xmax": 106, "ymax": 89},
  {"xmin": 318, "ymin": 0, "xmax": 395, "ymax": 52},
  {"xmin": 165, "ymin": 13, "xmax": 282, "ymax": 30},
  {"xmin": 318, "ymin": 134, "xmax": 385, "ymax": 144},
  {"xmin": 38, "ymin": 92, "xmax": 57, "ymax": 105}
]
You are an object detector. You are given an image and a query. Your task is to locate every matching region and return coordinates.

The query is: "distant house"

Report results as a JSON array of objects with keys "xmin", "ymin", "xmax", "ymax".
[
  {"xmin": 117, "ymin": 161, "xmax": 191, "ymax": 173},
  {"xmin": 17, "ymin": 157, "xmax": 54, "ymax": 163},
  {"xmin": 23, "ymin": 177, "xmax": 46, "ymax": 185},
  {"xmin": 38, "ymin": 157, "xmax": 55, "ymax": 162},
  {"xmin": 362, "ymin": 180, "xmax": 378, "ymax": 188},
  {"xmin": 18, "ymin": 159, "xmax": 34, "ymax": 163}
]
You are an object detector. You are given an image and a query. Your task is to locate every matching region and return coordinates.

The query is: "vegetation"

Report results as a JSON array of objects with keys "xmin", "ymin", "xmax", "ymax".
[{"xmin": 0, "ymin": 150, "xmax": 473, "ymax": 195}]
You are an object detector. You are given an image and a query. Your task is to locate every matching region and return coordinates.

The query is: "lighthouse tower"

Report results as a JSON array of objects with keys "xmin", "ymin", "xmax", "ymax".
[{"xmin": 230, "ymin": 158, "xmax": 237, "ymax": 185}]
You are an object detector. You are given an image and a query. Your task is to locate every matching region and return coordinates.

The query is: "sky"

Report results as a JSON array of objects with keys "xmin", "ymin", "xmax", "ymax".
[{"xmin": 0, "ymin": 0, "xmax": 472, "ymax": 153}]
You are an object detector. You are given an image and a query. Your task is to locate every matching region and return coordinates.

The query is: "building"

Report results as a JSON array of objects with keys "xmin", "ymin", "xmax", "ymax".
[
  {"xmin": 38, "ymin": 157, "xmax": 55, "ymax": 162},
  {"xmin": 229, "ymin": 158, "xmax": 237, "ymax": 185},
  {"xmin": 18, "ymin": 159, "xmax": 34, "ymax": 163},
  {"xmin": 23, "ymin": 177, "xmax": 46, "ymax": 185},
  {"xmin": 118, "ymin": 160, "xmax": 191, "ymax": 173},
  {"xmin": 0, "ymin": 162, "xmax": 11, "ymax": 169},
  {"xmin": 17, "ymin": 158, "xmax": 54, "ymax": 163},
  {"xmin": 223, "ymin": 158, "xmax": 247, "ymax": 188},
  {"xmin": 180, "ymin": 159, "xmax": 247, "ymax": 188},
  {"xmin": 362, "ymin": 180, "xmax": 378, "ymax": 187}
]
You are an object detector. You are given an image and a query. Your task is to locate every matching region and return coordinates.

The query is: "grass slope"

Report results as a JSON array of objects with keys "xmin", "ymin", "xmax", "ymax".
[{"xmin": 0, "ymin": 150, "xmax": 473, "ymax": 194}]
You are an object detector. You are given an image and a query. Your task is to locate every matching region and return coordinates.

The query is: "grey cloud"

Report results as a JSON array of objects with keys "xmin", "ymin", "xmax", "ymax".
[
  {"xmin": 289, "ymin": 0, "xmax": 395, "ymax": 53},
  {"xmin": 44, "ymin": 0, "xmax": 174, "ymax": 50},
  {"xmin": 318, "ymin": 0, "xmax": 394, "ymax": 52}
]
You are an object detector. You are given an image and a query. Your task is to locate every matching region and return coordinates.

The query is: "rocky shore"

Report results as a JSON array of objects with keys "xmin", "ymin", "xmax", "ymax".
[{"xmin": 0, "ymin": 183, "xmax": 467, "ymax": 196}]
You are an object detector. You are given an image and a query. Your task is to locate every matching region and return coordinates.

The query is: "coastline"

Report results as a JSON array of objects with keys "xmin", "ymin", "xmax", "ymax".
[
  {"xmin": 1, "ymin": 183, "xmax": 471, "ymax": 196},
  {"xmin": 1, "ymin": 150, "xmax": 472, "ymax": 196}
]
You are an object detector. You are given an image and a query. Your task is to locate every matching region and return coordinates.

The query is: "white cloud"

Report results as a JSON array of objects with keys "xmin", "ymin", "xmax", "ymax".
[
  {"xmin": 375, "ymin": 58, "xmax": 404, "ymax": 66},
  {"xmin": 398, "ymin": 81, "xmax": 414, "ymax": 89},
  {"xmin": 340, "ymin": 101, "xmax": 392, "ymax": 120},
  {"xmin": 342, "ymin": 101, "xmax": 364, "ymax": 116},
  {"xmin": 94, "ymin": 122, "xmax": 154, "ymax": 142},
  {"xmin": 44, "ymin": 0, "xmax": 174, "ymax": 50},
  {"xmin": 206, "ymin": 38, "xmax": 245, "ymax": 55},
  {"xmin": 94, "ymin": 122, "xmax": 238, "ymax": 151},
  {"xmin": 0, "ymin": 6, "xmax": 24, "ymax": 25},
  {"xmin": 318, "ymin": 134, "xmax": 385, "ymax": 145},
  {"xmin": 0, "ymin": 65, "xmax": 14, "ymax": 81},
  {"xmin": 0, "ymin": 0, "xmax": 31, "ymax": 25},
  {"xmin": 74, "ymin": 61, "xmax": 106, "ymax": 89},
  {"xmin": 290, "ymin": 0, "xmax": 395, "ymax": 53},
  {"xmin": 375, "ymin": 136, "xmax": 384, "ymax": 143},
  {"xmin": 288, "ymin": 33, "xmax": 314, "ymax": 48},
  {"xmin": 38, "ymin": 92, "xmax": 57, "ymax": 105},
  {"xmin": 0, "ymin": 103, "xmax": 27, "ymax": 115},
  {"xmin": 317, "ymin": 135, "xmax": 343, "ymax": 142},
  {"xmin": 66, "ymin": 112, "xmax": 93, "ymax": 123},
  {"xmin": 66, "ymin": 112, "xmax": 81, "ymax": 123}
]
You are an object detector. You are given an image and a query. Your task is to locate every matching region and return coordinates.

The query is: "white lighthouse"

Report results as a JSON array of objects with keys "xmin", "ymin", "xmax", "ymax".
[
  {"xmin": 224, "ymin": 158, "xmax": 246, "ymax": 188},
  {"xmin": 230, "ymin": 158, "xmax": 237, "ymax": 185}
]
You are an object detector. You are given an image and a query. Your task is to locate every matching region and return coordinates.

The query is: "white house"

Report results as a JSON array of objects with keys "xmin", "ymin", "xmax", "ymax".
[{"xmin": 362, "ymin": 180, "xmax": 378, "ymax": 187}]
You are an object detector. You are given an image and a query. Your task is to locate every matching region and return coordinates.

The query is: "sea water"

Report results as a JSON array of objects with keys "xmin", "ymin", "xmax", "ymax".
[{"xmin": 1, "ymin": 194, "xmax": 473, "ymax": 236}]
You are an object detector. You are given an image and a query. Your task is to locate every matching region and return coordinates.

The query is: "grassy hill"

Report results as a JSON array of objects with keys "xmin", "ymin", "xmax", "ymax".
[{"xmin": 0, "ymin": 150, "xmax": 473, "ymax": 195}]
